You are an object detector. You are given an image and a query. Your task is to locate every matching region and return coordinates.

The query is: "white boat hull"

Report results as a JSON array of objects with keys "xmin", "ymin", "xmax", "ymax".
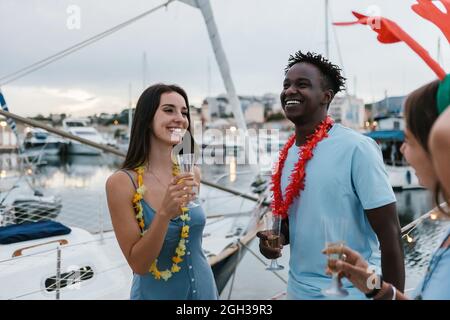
[
  {"xmin": 386, "ymin": 165, "xmax": 423, "ymax": 190},
  {"xmin": 24, "ymin": 145, "xmax": 61, "ymax": 156},
  {"xmin": 68, "ymin": 143, "xmax": 102, "ymax": 156},
  {"xmin": 0, "ymin": 228, "xmax": 132, "ymax": 300}
]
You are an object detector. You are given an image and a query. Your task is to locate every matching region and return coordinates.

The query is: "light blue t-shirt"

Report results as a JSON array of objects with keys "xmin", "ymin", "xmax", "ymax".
[{"xmin": 282, "ymin": 124, "xmax": 396, "ymax": 300}]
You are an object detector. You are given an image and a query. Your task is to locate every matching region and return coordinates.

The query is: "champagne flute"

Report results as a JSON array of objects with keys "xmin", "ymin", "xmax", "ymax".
[
  {"xmin": 321, "ymin": 217, "xmax": 349, "ymax": 297},
  {"xmin": 265, "ymin": 214, "xmax": 284, "ymax": 271},
  {"xmin": 176, "ymin": 153, "xmax": 199, "ymax": 208}
]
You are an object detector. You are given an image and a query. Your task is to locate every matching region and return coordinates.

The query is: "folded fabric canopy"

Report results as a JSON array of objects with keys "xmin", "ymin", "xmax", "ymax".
[
  {"xmin": 364, "ymin": 130, "xmax": 405, "ymax": 142},
  {"xmin": 0, "ymin": 220, "xmax": 71, "ymax": 245}
]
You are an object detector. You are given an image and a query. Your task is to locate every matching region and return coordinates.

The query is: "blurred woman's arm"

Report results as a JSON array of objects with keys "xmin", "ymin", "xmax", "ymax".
[{"xmin": 324, "ymin": 245, "xmax": 410, "ymax": 300}]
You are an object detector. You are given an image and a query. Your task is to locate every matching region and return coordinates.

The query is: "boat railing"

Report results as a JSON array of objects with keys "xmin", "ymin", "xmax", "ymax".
[
  {"xmin": 401, "ymin": 203, "xmax": 448, "ymax": 240},
  {"xmin": 0, "ymin": 234, "xmax": 129, "ymax": 300}
]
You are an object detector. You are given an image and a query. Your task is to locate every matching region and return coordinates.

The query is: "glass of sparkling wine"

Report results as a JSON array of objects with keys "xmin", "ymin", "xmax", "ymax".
[
  {"xmin": 176, "ymin": 153, "xmax": 199, "ymax": 208},
  {"xmin": 322, "ymin": 217, "xmax": 349, "ymax": 297},
  {"xmin": 265, "ymin": 214, "xmax": 284, "ymax": 271}
]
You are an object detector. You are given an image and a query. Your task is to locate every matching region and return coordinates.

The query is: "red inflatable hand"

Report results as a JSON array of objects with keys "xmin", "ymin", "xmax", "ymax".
[
  {"xmin": 412, "ymin": 0, "xmax": 450, "ymax": 44},
  {"xmin": 334, "ymin": 11, "xmax": 446, "ymax": 80}
]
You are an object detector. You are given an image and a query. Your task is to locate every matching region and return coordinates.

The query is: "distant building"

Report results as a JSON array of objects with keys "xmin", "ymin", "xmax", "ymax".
[
  {"xmin": 50, "ymin": 114, "xmax": 63, "ymax": 125},
  {"xmin": 374, "ymin": 115, "xmax": 405, "ymax": 131},
  {"xmin": 244, "ymin": 102, "xmax": 265, "ymax": 124},
  {"xmin": 329, "ymin": 95, "xmax": 365, "ymax": 130},
  {"xmin": 261, "ymin": 93, "xmax": 282, "ymax": 114},
  {"xmin": 203, "ymin": 95, "xmax": 233, "ymax": 119},
  {"xmin": 202, "ymin": 93, "xmax": 280, "ymax": 126},
  {"xmin": 372, "ymin": 96, "xmax": 406, "ymax": 117}
]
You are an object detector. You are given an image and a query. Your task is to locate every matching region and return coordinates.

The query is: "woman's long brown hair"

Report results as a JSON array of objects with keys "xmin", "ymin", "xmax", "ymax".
[{"xmin": 121, "ymin": 83, "xmax": 195, "ymax": 170}]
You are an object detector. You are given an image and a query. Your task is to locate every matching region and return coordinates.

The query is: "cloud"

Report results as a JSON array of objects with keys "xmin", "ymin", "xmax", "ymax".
[
  {"xmin": 42, "ymin": 88, "xmax": 96, "ymax": 102},
  {"xmin": 0, "ymin": 0, "xmax": 448, "ymax": 117},
  {"xmin": 3, "ymin": 85, "xmax": 126, "ymax": 117}
]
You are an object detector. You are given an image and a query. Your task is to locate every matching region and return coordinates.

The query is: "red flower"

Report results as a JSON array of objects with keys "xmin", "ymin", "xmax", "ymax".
[{"xmin": 271, "ymin": 116, "xmax": 334, "ymax": 218}]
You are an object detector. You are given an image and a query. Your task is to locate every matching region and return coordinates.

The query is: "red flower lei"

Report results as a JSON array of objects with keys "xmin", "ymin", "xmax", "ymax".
[{"xmin": 271, "ymin": 116, "xmax": 334, "ymax": 219}]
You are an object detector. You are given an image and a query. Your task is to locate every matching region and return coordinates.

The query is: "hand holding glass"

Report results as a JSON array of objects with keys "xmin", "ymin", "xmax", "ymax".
[
  {"xmin": 265, "ymin": 214, "xmax": 284, "ymax": 271},
  {"xmin": 176, "ymin": 153, "xmax": 199, "ymax": 208}
]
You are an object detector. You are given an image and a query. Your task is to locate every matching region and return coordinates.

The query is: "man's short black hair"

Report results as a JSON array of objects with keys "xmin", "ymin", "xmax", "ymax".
[{"xmin": 285, "ymin": 51, "xmax": 346, "ymax": 94}]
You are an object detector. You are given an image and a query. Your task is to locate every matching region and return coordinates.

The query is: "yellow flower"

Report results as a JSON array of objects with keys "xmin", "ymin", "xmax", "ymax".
[
  {"xmin": 172, "ymin": 256, "xmax": 183, "ymax": 264},
  {"xmin": 149, "ymin": 261, "xmax": 157, "ymax": 272},
  {"xmin": 136, "ymin": 185, "xmax": 146, "ymax": 195},
  {"xmin": 180, "ymin": 214, "xmax": 191, "ymax": 222},
  {"xmin": 134, "ymin": 165, "xmax": 192, "ymax": 281},
  {"xmin": 137, "ymin": 166, "xmax": 145, "ymax": 175},
  {"xmin": 176, "ymin": 247, "xmax": 186, "ymax": 257},
  {"xmin": 160, "ymin": 271, "xmax": 172, "ymax": 281},
  {"xmin": 181, "ymin": 225, "xmax": 190, "ymax": 239},
  {"xmin": 171, "ymin": 264, "xmax": 181, "ymax": 273},
  {"xmin": 133, "ymin": 193, "xmax": 142, "ymax": 203},
  {"xmin": 181, "ymin": 207, "xmax": 189, "ymax": 214}
]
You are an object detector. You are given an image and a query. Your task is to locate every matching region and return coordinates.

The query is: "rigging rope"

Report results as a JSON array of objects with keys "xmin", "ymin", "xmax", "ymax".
[{"xmin": 0, "ymin": 0, "xmax": 175, "ymax": 85}]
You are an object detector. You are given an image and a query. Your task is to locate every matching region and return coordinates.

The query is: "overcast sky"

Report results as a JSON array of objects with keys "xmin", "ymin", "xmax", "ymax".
[{"xmin": 0, "ymin": 0, "xmax": 449, "ymax": 116}]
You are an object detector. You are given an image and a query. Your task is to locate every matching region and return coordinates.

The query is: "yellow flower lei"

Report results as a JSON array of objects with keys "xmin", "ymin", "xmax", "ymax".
[{"xmin": 132, "ymin": 164, "xmax": 190, "ymax": 281}]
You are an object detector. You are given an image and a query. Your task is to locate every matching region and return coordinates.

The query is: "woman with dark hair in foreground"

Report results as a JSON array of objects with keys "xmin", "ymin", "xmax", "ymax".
[{"xmin": 106, "ymin": 83, "xmax": 218, "ymax": 300}]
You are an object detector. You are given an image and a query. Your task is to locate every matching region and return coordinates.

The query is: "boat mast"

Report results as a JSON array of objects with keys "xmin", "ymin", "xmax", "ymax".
[
  {"xmin": 437, "ymin": 37, "xmax": 442, "ymax": 66},
  {"xmin": 143, "ymin": 51, "xmax": 147, "ymax": 91},
  {"xmin": 178, "ymin": 0, "xmax": 247, "ymax": 133}
]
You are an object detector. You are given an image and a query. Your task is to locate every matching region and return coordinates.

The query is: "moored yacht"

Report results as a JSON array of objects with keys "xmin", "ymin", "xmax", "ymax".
[
  {"xmin": 23, "ymin": 128, "xmax": 66, "ymax": 156},
  {"xmin": 365, "ymin": 116, "xmax": 422, "ymax": 190},
  {"xmin": 62, "ymin": 119, "xmax": 106, "ymax": 156}
]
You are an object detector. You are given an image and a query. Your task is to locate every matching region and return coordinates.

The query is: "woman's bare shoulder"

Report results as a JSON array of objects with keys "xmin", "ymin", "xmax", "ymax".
[{"xmin": 106, "ymin": 170, "xmax": 135, "ymax": 195}]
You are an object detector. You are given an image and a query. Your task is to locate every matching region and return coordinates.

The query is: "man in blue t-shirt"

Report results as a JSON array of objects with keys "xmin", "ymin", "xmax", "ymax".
[{"xmin": 257, "ymin": 51, "xmax": 405, "ymax": 299}]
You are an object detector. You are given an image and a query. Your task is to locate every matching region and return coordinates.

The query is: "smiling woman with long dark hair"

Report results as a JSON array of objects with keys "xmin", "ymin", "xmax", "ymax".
[{"xmin": 106, "ymin": 83, "xmax": 218, "ymax": 300}]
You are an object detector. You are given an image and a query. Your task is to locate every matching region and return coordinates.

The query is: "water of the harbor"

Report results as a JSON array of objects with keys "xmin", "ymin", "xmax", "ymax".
[{"xmin": 1, "ymin": 151, "xmax": 449, "ymax": 299}]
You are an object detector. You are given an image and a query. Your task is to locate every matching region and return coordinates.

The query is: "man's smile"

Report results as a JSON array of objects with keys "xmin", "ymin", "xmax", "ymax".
[{"xmin": 284, "ymin": 98, "xmax": 305, "ymax": 109}]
